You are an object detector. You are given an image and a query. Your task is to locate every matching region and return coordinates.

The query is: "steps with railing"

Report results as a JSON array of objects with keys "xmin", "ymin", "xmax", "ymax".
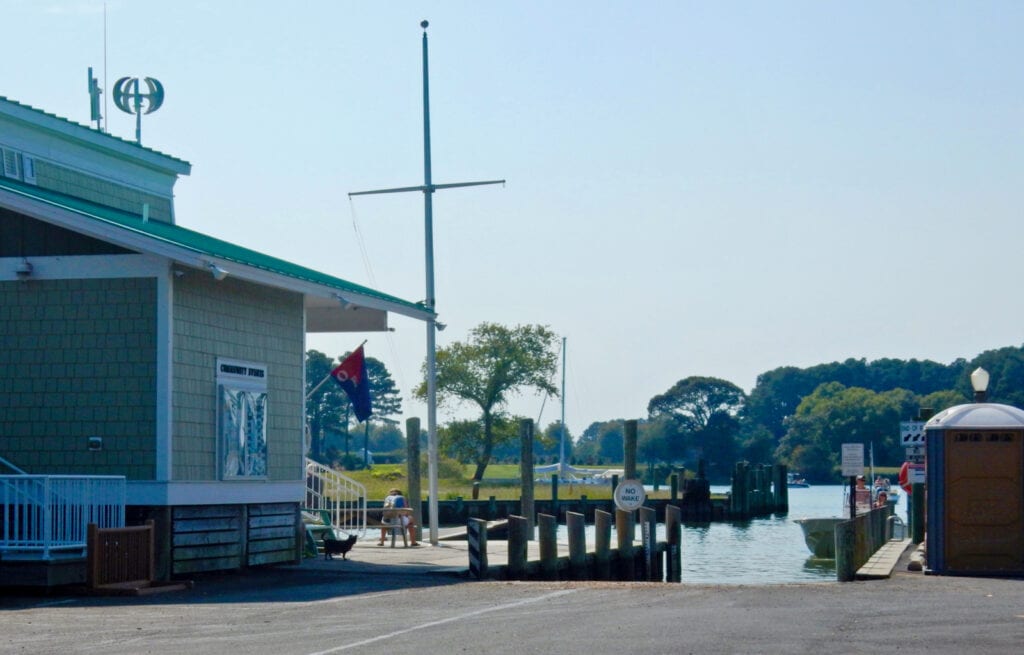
[{"xmin": 304, "ymin": 458, "xmax": 367, "ymax": 542}]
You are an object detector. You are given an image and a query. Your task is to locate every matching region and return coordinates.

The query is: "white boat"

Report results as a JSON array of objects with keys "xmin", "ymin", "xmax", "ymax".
[
  {"xmin": 794, "ymin": 481, "xmax": 871, "ymax": 559},
  {"xmin": 793, "ymin": 517, "xmax": 844, "ymax": 558}
]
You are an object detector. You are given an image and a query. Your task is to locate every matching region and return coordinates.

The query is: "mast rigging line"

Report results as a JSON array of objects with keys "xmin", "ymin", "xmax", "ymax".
[{"xmin": 346, "ymin": 197, "xmax": 409, "ymax": 395}]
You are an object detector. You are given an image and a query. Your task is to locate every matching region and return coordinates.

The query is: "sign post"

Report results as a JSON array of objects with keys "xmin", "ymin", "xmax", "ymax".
[{"xmin": 841, "ymin": 443, "xmax": 864, "ymax": 520}]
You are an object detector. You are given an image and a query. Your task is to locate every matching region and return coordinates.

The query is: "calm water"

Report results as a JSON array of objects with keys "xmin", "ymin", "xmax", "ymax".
[{"xmin": 559, "ymin": 484, "xmax": 906, "ymax": 584}]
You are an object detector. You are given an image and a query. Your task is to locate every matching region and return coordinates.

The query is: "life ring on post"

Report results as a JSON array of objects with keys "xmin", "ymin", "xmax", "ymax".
[{"xmin": 898, "ymin": 461, "xmax": 911, "ymax": 494}]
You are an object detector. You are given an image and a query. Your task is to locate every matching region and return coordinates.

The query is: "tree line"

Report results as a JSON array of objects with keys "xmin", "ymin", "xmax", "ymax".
[{"xmin": 307, "ymin": 325, "xmax": 1024, "ymax": 483}]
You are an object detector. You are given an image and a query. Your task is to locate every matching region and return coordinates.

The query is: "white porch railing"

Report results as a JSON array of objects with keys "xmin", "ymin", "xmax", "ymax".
[
  {"xmin": 1, "ymin": 475, "xmax": 126, "ymax": 560},
  {"xmin": 304, "ymin": 459, "xmax": 366, "ymax": 537}
]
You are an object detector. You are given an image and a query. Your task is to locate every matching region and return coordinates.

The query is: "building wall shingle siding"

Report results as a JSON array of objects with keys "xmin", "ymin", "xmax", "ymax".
[
  {"xmin": 0, "ymin": 278, "xmax": 157, "ymax": 477},
  {"xmin": 33, "ymin": 159, "xmax": 173, "ymax": 223},
  {"xmin": 172, "ymin": 274, "xmax": 304, "ymax": 482}
]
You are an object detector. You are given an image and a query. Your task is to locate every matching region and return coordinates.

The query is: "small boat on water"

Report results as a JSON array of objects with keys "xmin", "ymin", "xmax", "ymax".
[
  {"xmin": 794, "ymin": 479, "xmax": 873, "ymax": 559},
  {"xmin": 787, "ymin": 472, "xmax": 810, "ymax": 488},
  {"xmin": 793, "ymin": 516, "xmax": 844, "ymax": 558}
]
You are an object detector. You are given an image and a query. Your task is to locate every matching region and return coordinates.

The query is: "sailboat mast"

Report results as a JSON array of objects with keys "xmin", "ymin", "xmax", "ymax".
[{"xmin": 559, "ymin": 336, "xmax": 567, "ymax": 478}]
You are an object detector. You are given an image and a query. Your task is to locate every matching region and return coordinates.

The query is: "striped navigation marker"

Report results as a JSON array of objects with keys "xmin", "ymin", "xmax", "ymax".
[{"xmin": 468, "ymin": 518, "xmax": 488, "ymax": 580}]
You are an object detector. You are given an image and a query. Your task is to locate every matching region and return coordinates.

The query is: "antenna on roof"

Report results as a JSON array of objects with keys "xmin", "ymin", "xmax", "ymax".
[
  {"xmin": 87, "ymin": 67, "xmax": 102, "ymax": 130},
  {"xmin": 103, "ymin": 2, "xmax": 108, "ymax": 131}
]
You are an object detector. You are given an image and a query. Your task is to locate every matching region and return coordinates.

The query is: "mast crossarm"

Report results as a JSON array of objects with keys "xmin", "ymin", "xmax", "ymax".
[{"xmin": 348, "ymin": 179, "xmax": 505, "ymax": 197}]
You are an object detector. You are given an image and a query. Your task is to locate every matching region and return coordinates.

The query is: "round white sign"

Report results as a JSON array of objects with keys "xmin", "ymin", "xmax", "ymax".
[{"xmin": 613, "ymin": 479, "xmax": 646, "ymax": 512}]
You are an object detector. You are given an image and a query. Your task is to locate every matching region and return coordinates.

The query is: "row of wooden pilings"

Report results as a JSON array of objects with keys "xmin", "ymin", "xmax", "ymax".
[
  {"xmin": 730, "ymin": 461, "xmax": 789, "ymax": 519},
  {"xmin": 467, "ymin": 505, "xmax": 683, "ymax": 582}
]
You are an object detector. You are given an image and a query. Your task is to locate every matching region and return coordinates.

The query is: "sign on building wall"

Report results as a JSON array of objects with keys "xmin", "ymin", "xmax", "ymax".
[{"xmin": 217, "ymin": 358, "xmax": 268, "ymax": 480}]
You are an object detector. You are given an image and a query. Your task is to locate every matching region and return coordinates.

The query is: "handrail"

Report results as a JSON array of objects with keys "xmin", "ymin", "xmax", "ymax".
[
  {"xmin": 1, "ymin": 475, "xmax": 126, "ymax": 559},
  {"xmin": 304, "ymin": 459, "xmax": 367, "ymax": 537},
  {"xmin": 0, "ymin": 454, "xmax": 27, "ymax": 475}
]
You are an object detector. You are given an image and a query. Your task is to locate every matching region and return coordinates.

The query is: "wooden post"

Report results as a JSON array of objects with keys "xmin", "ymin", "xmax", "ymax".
[
  {"xmin": 406, "ymin": 417, "xmax": 422, "ymax": 543},
  {"xmin": 566, "ymin": 511, "xmax": 587, "ymax": 580},
  {"xmin": 550, "ymin": 473, "xmax": 559, "ymax": 520},
  {"xmin": 507, "ymin": 515, "xmax": 529, "ymax": 580},
  {"xmin": 616, "ymin": 509, "xmax": 635, "ymax": 581},
  {"xmin": 835, "ymin": 518, "xmax": 856, "ymax": 582},
  {"xmin": 638, "ymin": 506, "xmax": 658, "ymax": 581},
  {"xmin": 519, "ymin": 419, "xmax": 535, "ymax": 539},
  {"xmin": 773, "ymin": 464, "xmax": 788, "ymax": 512},
  {"xmin": 624, "ymin": 419, "xmax": 638, "ymax": 480},
  {"xmin": 665, "ymin": 504, "xmax": 682, "ymax": 582},
  {"xmin": 911, "ymin": 482, "xmax": 925, "ymax": 544},
  {"xmin": 468, "ymin": 517, "xmax": 488, "ymax": 580},
  {"xmin": 594, "ymin": 509, "xmax": 612, "ymax": 580},
  {"xmin": 731, "ymin": 461, "xmax": 748, "ymax": 518},
  {"xmin": 538, "ymin": 513, "xmax": 558, "ymax": 580},
  {"xmin": 670, "ymin": 473, "xmax": 679, "ymax": 502}
]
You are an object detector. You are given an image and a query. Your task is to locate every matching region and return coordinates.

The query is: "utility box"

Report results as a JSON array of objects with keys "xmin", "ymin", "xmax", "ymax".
[{"xmin": 925, "ymin": 403, "xmax": 1024, "ymax": 576}]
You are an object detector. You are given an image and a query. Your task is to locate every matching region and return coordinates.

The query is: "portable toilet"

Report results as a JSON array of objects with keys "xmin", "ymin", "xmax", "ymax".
[{"xmin": 925, "ymin": 403, "xmax": 1024, "ymax": 575}]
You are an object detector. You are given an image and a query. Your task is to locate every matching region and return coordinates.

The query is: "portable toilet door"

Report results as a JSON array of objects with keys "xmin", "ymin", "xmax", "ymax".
[{"xmin": 925, "ymin": 403, "xmax": 1024, "ymax": 575}]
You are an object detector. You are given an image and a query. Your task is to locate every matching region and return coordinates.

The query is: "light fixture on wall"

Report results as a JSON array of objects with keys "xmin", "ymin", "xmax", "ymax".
[
  {"xmin": 971, "ymin": 367, "xmax": 990, "ymax": 403},
  {"xmin": 208, "ymin": 263, "xmax": 228, "ymax": 281},
  {"xmin": 15, "ymin": 258, "xmax": 32, "ymax": 280}
]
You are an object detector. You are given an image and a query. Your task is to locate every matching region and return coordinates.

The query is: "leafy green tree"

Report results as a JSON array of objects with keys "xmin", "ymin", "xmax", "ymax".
[
  {"xmin": 305, "ymin": 349, "xmax": 403, "ymax": 463},
  {"xmin": 574, "ymin": 420, "xmax": 625, "ymax": 464},
  {"xmin": 648, "ymin": 376, "xmax": 745, "ymax": 468},
  {"xmin": 775, "ymin": 382, "xmax": 918, "ymax": 480},
  {"xmin": 418, "ymin": 323, "xmax": 559, "ymax": 481},
  {"xmin": 305, "ymin": 350, "xmax": 347, "ymax": 461},
  {"xmin": 919, "ymin": 390, "xmax": 969, "ymax": 415}
]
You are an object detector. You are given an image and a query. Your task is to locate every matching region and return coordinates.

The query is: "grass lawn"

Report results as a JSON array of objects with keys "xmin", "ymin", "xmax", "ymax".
[{"xmin": 338, "ymin": 463, "xmax": 676, "ymax": 501}]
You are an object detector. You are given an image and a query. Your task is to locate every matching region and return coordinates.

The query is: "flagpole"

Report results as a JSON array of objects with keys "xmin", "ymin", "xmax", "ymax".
[{"xmin": 348, "ymin": 21, "xmax": 504, "ymax": 546}]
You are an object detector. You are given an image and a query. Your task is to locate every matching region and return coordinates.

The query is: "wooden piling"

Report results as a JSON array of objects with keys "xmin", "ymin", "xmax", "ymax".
[
  {"xmin": 835, "ymin": 518, "xmax": 856, "ymax": 582},
  {"xmin": 519, "ymin": 420, "xmax": 535, "ymax": 539},
  {"xmin": 468, "ymin": 517, "xmax": 488, "ymax": 580},
  {"xmin": 550, "ymin": 473, "xmax": 559, "ymax": 519},
  {"xmin": 772, "ymin": 464, "xmax": 788, "ymax": 512},
  {"xmin": 594, "ymin": 509, "xmax": 612, "ymax": 580},
  {"xmin": 624, "ymin": 420, "xmax": 638, "ymax": 480},
  {"xmin": 911, "ymin": 482, "xmax": 925, "ymax": 544},
  {"xmin": 507, "ymin": 515, "xmax": 529, "ymax": 580},
  {"xmin": 616, "ymin": 509, "xmax": 635, "ymax": 581},
  {"xmin": 639, "ymin": 506, "xmax": 658, "ymax": 581},
  {"xmin": 665, "ymin": 504, "xmax": 682, "ymax": 582},
  {"xmin": 538, "ymin": 513, "xmax": 558, "ymax": 580},
  {"xmin": 566, "ymin": 511, "xmax": 587, "ymax": 580}
]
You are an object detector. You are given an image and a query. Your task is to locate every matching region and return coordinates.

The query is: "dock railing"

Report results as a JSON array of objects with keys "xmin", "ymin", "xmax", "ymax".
[{"xmin": 1, "ymin": 475, "xmax": 126, "ymax": 560}]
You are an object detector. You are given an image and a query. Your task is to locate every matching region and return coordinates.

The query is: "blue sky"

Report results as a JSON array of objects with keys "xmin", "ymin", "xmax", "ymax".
[{"xmin": 6, "ymin": 1, "xmax": 1024, "ymax": 437}]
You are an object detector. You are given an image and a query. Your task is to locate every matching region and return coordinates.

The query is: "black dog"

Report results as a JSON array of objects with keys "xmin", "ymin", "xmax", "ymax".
[{"xmin": 323, "ymin": 533, "xmax": 358, "ymax": 560}]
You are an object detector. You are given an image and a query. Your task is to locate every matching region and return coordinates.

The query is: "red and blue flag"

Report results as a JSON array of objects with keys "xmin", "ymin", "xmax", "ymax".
[{"xmin": 330, "ymin": 345, "xmax": 372, "ymax": 422}]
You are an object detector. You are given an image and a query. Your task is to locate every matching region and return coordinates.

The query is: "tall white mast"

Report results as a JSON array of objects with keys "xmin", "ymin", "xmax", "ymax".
[{"xmin": 349, "ymin": 21, "xmax": 504, "ymax": 545}]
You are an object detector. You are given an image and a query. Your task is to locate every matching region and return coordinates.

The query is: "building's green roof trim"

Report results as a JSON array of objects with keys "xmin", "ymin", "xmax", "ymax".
[
  {"xmin": 0, "ymin": 176, "xmax": 430, "ymax": 316},
  {"xmin": 0, "ymin": 95, "xmax": 191, "ymax": 168}
]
